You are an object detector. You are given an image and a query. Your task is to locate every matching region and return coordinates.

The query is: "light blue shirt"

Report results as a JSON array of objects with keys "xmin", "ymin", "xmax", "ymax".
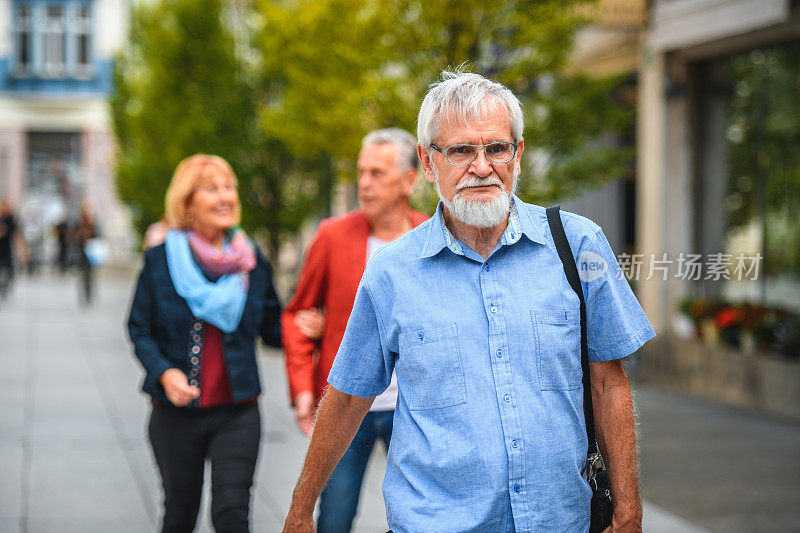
[{"xmin": 328, "ymin": 196, "xmax": 655, "ymax": 532}]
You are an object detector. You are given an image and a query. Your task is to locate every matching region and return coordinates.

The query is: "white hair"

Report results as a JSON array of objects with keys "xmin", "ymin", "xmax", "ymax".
[
  {"xmin": 417, "ymin": 70, "xmax": 524, "ymax": 148},
  {"xmin": 362, "ymin": 128, "xmax": 419, "ymax": 171}
]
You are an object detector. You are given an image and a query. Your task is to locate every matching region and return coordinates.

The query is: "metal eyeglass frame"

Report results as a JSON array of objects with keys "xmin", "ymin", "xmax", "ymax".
[{"xmin": 429, "ymin": 141, "xmax": 518, "ymax": 166}]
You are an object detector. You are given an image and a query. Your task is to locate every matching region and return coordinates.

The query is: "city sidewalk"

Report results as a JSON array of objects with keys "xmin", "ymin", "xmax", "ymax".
[
  {"xmin": 0, "ymin": 270, "xmax": 387, "ymax": 533},
  {"xmin": 0, "ymin": 270, "xmax": 796, "ymax": 532}
]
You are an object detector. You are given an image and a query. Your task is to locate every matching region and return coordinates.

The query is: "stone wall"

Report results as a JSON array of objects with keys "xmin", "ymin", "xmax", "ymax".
[{"xmin": 637, "ymin": 335, "xmax": 800, "ymax": 421}]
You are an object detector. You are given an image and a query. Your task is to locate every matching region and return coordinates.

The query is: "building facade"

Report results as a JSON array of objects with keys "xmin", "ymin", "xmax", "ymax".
[
  {"xmin": 639, "ymin": 0, "xmax": 800, "ymax": 330},
  {"xmin": 0, "ymin": 0, "xmax": 132, "ymax": 267},
  {"xmin": 565, "ymin": 0, "xmax": 800, "ymax": 333},
  {"xmin": 561, "ymin": 0, "xmax": 646, "ymax": 256},
  {"xmin": 629, "ymin": 0, "xmax": 800, "ymax": 419}
]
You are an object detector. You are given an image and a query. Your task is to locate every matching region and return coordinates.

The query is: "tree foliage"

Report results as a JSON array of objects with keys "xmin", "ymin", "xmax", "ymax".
[
  {"xmin": 112, "ymin": 0, "xmax": 327, "ymax": 257},
  {"xmin": 113, "ymin": 0, "xmax": 634, "ymax": 256},
  {"xmin": 256, "ymin": 0, "xmax": 633, "ymax": 208},
  {"xmin": 112, "ymin": 0, "xmax": 253, "ymax": 235}
]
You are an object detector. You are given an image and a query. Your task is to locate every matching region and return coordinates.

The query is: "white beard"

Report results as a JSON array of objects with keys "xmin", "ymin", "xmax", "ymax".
[{"xmin": 434, "ymin": 167, "xmax": 518, "ymax": 229}]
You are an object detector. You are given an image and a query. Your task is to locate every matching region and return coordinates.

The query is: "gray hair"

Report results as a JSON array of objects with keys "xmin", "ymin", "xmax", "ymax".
[
  {"xmin": 417, "ymin": 70, "xmax": 524, "ymax": 148},
  {"xmin": 362, "ymin": 128, "xmax": 419, "ymax": 171}
]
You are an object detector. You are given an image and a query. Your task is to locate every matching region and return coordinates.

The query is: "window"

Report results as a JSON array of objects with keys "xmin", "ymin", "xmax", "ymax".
[
  {"xmin": 11, "ymin": 2, "xmax": 94, "ymax": 79},
  {"xmin": 694, "ymin": 42, "xmax": 800, "ymax": 313},
  {"xmin": 42, "ymin": 5, "xmax": 66, "ymax": 77},
  {"xmin": 74, "ymin": 4, "xmax": 93, "ymax": 77},
  {"xmin": 723, "ymin": 44, "xmax": 800, "ymax": 312},
  {"xmin": 13, "ymin": 5, "xmax": 32, "ymax": 76}
]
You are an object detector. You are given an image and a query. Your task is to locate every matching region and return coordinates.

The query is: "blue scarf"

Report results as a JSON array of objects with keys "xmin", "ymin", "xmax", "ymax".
[{"xmin": 165, "ymin": 230, "xmax": 248, "ymax": 333}]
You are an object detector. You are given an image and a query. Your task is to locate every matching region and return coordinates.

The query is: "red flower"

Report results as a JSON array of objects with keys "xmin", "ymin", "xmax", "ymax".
[{"xmin": 714, "ymin": 307, "xmax": 743, "ymax": 330}]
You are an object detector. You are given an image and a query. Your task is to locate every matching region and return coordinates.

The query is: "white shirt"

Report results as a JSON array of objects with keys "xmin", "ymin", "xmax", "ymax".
[{"xmin": 366, "ymin": 235, "xmax": 398, "ymax": 411}]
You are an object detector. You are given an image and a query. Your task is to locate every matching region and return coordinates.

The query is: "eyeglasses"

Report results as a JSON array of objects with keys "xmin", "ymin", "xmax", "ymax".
[{"xmin": 429, "ymin": 141, "xmax": 517, "ymax": 166}]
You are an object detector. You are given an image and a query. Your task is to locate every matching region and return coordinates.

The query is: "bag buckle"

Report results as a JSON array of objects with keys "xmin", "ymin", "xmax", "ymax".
[{"xmin": 582, "ymin": 451, "xmax": 606, "ymax": 485}]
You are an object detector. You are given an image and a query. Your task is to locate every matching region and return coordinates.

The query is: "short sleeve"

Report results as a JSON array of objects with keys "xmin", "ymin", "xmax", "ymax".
[
  {"xmin": 581, "ymin": 229, "xmax": 656, "ymax": 362},
  {"xmin": 327, "ymin": 281, "xmax": 393, "ymax": 398}
]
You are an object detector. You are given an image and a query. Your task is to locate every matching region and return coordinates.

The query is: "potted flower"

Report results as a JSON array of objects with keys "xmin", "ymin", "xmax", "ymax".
[
  {"xmin": 693, "ymin": 299, "xmax": 724, "ymax": 346},
  {"xmin": 740, "ymin": 303, "xmax": 766, "ymax": 355},
  {"xmin": 714, "ymin": 306, "xmax": 743, "ymax": 348}
]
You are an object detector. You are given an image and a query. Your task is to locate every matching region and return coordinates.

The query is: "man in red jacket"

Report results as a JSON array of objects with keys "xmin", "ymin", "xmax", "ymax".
[{"xmin": 282, "ymin": 128, "xmax": 428, "ymax": 532}]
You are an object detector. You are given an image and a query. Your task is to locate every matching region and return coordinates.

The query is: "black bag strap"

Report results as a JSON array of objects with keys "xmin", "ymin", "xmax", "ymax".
[{"xmin": 546, "ymin": 205, "xmax": 598, "ymax": 457}]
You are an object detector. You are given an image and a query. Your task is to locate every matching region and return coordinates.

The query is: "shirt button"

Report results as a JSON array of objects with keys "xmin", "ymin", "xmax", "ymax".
[
  {"xmin": 190, "ymin": 369, "xmax": 198, "ymax": 376},
  {"xmin": 490, "ymin": 306, "xmax": 497, "ymax": 314},
  {"xmin": 189, "ymin": 379, "xmax": 198, "ymax": 387},
  {"xmin": 417, "ymin": 332, "xmax": 424, "ymax": 340},
  {"xmin": 513, "ymin": 483, "xmax": 521, "ymax": 493},
  {"xmin": 193, "ymin": 334, "xmax": 201, "ymax": 342},
  {"xmin": 510, "ymin": 233, "xmax": 516, "ymax": 239},
  {"xmin": 504, "ymin": 394, "xmax": 511, "ymax": 403},
  {"xmin": 192, "ymin": 346, "xmax": 200, "ymax": 354},
  {"xmin": 193, "ymin": 322, "xmax": 202, "ymax": 331},
  {"xmin": 484, "ymin": 263, "xmax": 490, "ymax": 271},
  {"xmin": 512, "ymin": 439, "xmax": 519, "ymax": 448},
  {"xmin": 496, "ymin": 349, "xmax": 502, "ymax": 358},
  {"xmin": 191, "ymin": 357, "xmax": 199, "ymax": 365}
]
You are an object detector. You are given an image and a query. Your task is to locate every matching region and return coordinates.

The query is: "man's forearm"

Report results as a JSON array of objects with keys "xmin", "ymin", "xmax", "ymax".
[
  {"xmin": 284, "ymin": 386, "xmax": 373, "ymax": 528},
  {"xmin": 590, "ymin": 360, "xmax": 641, "ymax": 530}
]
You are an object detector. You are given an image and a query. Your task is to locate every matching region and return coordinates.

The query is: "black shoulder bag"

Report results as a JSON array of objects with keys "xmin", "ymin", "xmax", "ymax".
[{"xmin": 546, "ymin": 205, "xmax": 613, "ymax": 533}]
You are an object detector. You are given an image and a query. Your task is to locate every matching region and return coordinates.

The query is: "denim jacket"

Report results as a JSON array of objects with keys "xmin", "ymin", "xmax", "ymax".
[{"xmin": 127, "ymin": 243, "xmax": 281, "ymax": 404}]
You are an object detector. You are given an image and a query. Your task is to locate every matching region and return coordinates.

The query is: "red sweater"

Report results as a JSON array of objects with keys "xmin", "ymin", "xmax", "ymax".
[
  {"xmin": 282, "ymin": 210, "xmax": 428, "ymax": 405},
  {"xmin": 199, "ymin": 324, "xmax": 232, "ymax": 407}
]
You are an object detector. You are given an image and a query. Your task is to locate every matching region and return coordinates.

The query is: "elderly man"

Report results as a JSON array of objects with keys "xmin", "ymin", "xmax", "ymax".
[
  {"xmin": 282, "ymin": 128, "xmax": 427, "ymax": 532},
  {"xmin": 283, "ymin": 72, "xmax": 654, "ymax": 533}
]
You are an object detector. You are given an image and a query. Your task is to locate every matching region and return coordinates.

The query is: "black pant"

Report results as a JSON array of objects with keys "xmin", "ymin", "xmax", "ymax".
[
  {"xmin": 79, "ymin": 256, "xmax": 93, "ymax": 304},
  {"xmin": 0, "ymin": 260, "xmax": 13, "ymax": 298},
  {"xmin": 148, "ymin": 401, "xmax": 261, "ymax": 533}
]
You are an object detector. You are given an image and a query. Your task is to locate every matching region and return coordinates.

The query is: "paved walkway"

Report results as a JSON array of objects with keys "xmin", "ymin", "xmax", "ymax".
[{"xmin": 0, "ymin": 270, "xmax": 796, "ymax": 532}]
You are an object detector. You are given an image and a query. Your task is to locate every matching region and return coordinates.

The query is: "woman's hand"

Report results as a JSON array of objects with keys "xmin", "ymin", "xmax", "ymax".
[
  {"xmin": 293, "ymin": 391, "xmax": 316, "ymax": 436},
  {"xmin": 294, "ymin": 308, "xmax": 325, "ymax": 340},
  {"xmin": 159, "ymin": 368, "xmax": 200, "ymax": 406}
]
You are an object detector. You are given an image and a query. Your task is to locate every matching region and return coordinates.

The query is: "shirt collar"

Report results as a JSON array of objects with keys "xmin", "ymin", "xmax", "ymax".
[
  {"xmin": 419, "ymin": 195, "xmax": 545, "ymax": 259},
  {"xmin": 511, "ymin": 195, "xmax": 546, "ymax": 246}
]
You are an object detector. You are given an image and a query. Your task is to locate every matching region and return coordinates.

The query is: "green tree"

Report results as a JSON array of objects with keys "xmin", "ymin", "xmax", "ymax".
[
  {"xmin": 256, "ymin": 0, "xmax": 633, "ymax": 209},
  {"xmin": 256, "ymin": 0, "xmax": 417, "ymax": 207},
  {"xmin": 112, "ymin": 0, "xmax": 328, "ymax": 257},
  {"xmin": 114, "ymin": 0, "xmax": 634, "ymax": 256},
  {"xmin": 112, "ymin": 0, "xmax": 253, "ymax": 236}
]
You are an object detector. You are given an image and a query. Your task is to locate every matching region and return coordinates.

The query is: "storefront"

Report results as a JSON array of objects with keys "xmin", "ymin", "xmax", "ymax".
[{"xmin": 637, "ymin": 0, "xmax": 800, "ymax": 419}]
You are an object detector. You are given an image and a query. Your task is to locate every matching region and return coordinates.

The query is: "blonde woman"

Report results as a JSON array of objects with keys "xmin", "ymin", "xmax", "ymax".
[{"xmin": 128, "ymin": 154, "xmax": 281, "ymax": 532}]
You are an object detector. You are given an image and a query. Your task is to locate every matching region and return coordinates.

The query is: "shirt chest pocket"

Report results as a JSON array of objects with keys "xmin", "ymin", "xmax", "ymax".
[
  {"xmin": 398, "ymin": 323, "xmax": 466, "ymax": 411},
  {"xmin": 532, "ymin": 309, "xmax": 582, "ymax": 391}
]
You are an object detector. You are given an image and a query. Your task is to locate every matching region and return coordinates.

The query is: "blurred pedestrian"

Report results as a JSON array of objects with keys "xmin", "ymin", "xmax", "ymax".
[
  {"xmin": 144, "ymin": 217, "xmax": 171, "ymax": 250},
  {"xmin": 55, "ymin": 215, "xmax": 72, "ymax": 274},
  {"xmin": 282, "ymin": 128, "xmax": 426, "ymax": 533},
  {"xmin": 0, "ymin": 199, "xmax": 18, "ymax": 299},
  {"xmin": 20, "ymin": 204, "xmax": 43, "ymax": 276},
  {"xmin": 76, "ymin": 202, "xmax": 98, "ymax": 305},
  {"xmin": 127, "ymin": 154, "xmax": 282, "ymax": 533}
]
